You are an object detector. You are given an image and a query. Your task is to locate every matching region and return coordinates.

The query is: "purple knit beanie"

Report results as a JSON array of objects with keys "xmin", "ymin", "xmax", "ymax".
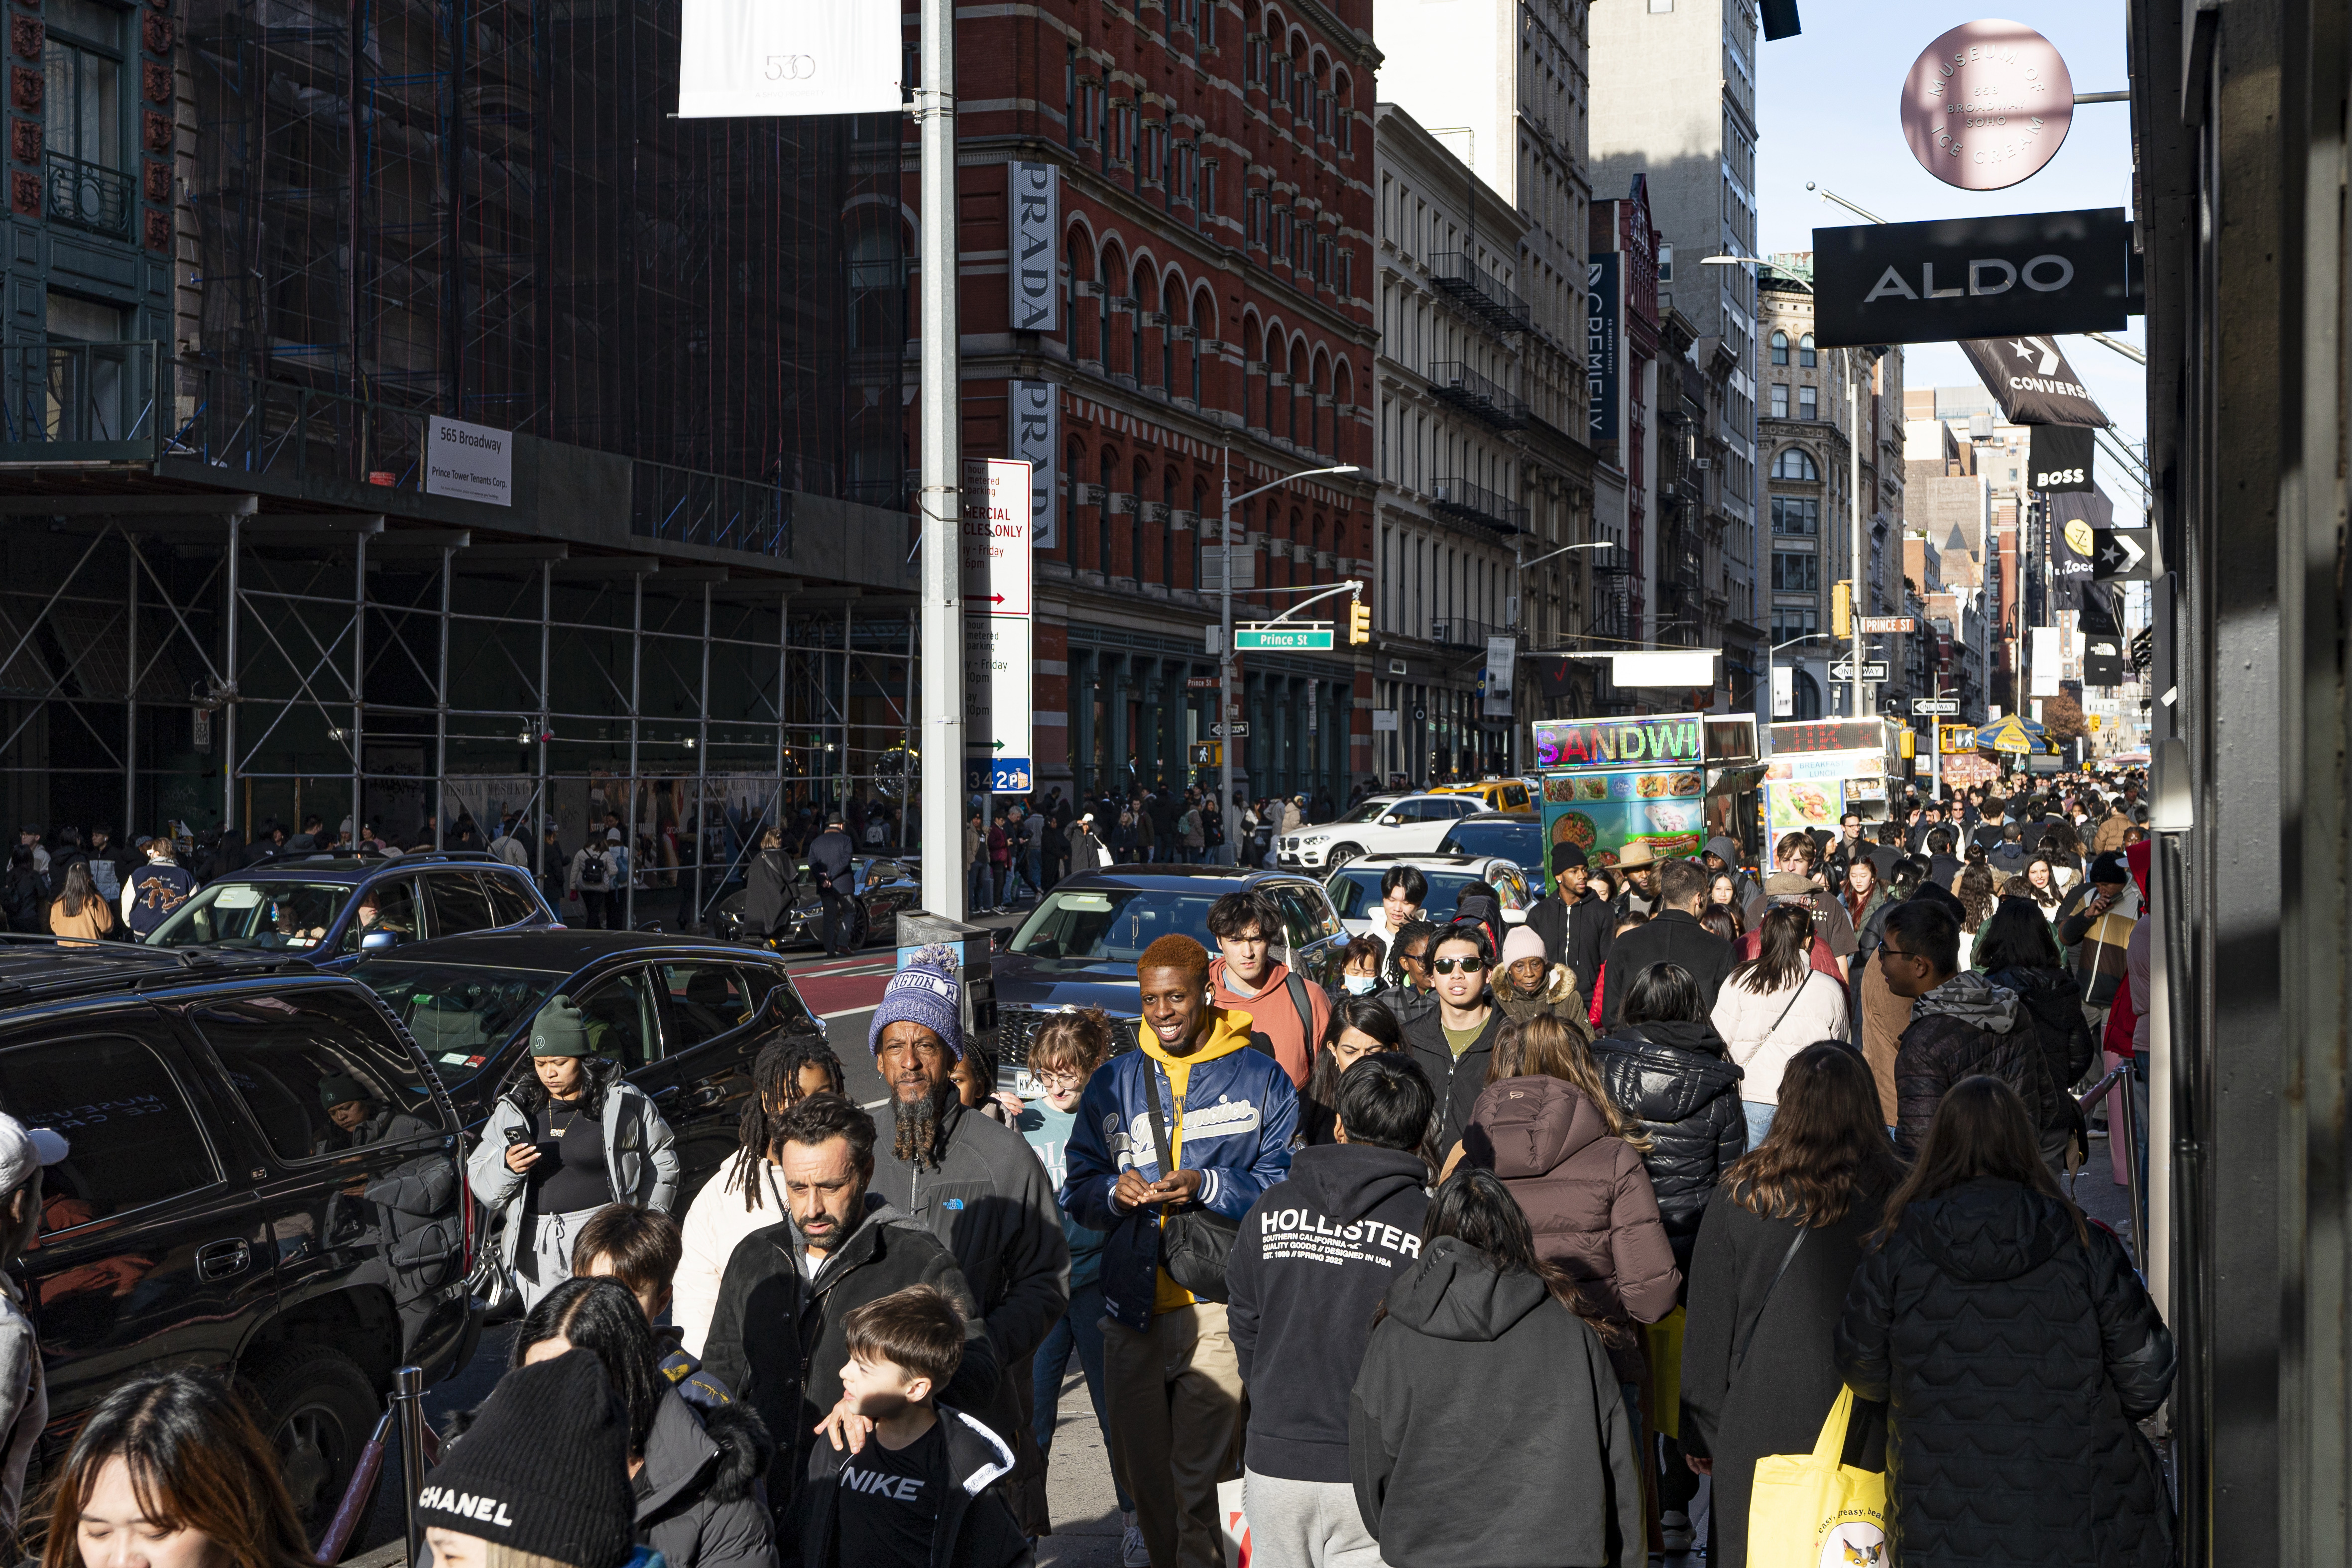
[{"xmin": 868, "ymin": 943, "xmax": 965, "ymax": 1059}]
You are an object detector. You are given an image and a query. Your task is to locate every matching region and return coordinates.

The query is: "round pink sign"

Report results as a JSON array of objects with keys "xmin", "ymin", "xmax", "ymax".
[{"xmin": 1898, "ymin": 19, "xmax": 2075, "ymax": 190}]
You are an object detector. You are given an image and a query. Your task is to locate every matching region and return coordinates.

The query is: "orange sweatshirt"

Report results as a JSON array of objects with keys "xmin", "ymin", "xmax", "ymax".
[{"xmin": 1207, "ymin": 954, "xmax": 1328, "ymax": 1087}]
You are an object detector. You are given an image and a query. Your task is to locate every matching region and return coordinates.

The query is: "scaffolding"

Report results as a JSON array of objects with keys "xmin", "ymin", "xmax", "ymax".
[{"xmin": 0, "ymin": 500, "xmax": 922, "ymax": 925}]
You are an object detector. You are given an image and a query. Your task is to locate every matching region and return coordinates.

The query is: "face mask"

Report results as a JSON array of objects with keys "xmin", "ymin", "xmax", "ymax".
[{"xmin": 1343, "ymin": 973, "xmax": 1377, "ymax": 995}]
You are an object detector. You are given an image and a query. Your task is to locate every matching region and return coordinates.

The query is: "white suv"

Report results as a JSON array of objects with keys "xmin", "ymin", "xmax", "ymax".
[{"xmin": 1279, "ymin": 794, "xmax": 1491, "ymax": 871}]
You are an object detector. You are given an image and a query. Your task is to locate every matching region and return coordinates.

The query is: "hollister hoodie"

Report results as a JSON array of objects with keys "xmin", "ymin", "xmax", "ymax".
[{"xmin": 1227, "ymin": 1143, "xmax": 1430, "ymax": 1482}]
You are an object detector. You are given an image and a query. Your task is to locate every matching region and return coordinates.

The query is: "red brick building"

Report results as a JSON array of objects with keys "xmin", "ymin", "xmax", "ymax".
[{"xmin": 925, "ymin": 0, "xmax": 1380, "ymax": 803}]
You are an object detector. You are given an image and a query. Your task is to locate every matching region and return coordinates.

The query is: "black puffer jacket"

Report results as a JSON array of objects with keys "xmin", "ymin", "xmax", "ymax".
[
  {"xmin": 1590, "ymin": 1019, "xmax": 1745, "ymax": 1276},
  {"xmin": 1984, "ymin": 964, "xmax": 2100, "ymax": 1149},
  {"xmin": 1890, "ymin": 971, "xmax": 2028, "ymax": 1156},
  {"xmin": 1835, "ymin": 1177, "xmax": 2175, "ymax": 1568}
]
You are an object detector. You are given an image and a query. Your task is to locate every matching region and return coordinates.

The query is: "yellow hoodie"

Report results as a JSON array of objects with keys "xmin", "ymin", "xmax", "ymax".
[{"xmin": 1135, "ymin": 1006, "xmax": 1257, "ymax": 1312}]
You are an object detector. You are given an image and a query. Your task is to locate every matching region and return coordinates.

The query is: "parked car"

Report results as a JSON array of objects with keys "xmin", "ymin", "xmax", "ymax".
[
  {"xmin": 989, "ymin": 865, "xmax": 1348, "ymax": 1093},
  {"xmin": 1435, "ymin": 811, "xmax": 1549, "ymax": 878},
  {"xmin": 701, "ymin": 854, "xmax": 921, "ymax": 949},
  {"xmin": 1277, "ymin": 793, "xmax": 1493, "ymax": 871},
  {"xmin": 145, "ymin": 853, "xmax": 555, "ymax": 967},
  {"xmin": 1323, "ymin": 853, "xmax": 1538, "ymax": 937},
  {"xmin": 351, "ymin": 928, "xmax": 830, "ymax": 1193},
  {"xmin": 0, "ymin": 936, "xmax": 476, "ymax": 1533},
  {"xmin": 1428, "ymin": 777, "xmax": 1537, "ymax": 815}
]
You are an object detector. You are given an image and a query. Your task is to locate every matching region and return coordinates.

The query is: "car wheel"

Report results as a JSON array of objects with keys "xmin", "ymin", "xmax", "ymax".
[
  {"xmin": 1324, "ymin": 844, "xmax": 1364, "ymax": 870},
  {"xmin": 244, "ymin": 1343, "xmax": 379, "ymax": 1538}
]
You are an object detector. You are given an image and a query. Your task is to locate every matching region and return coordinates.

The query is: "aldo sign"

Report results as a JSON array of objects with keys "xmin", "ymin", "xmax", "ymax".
[
  {"xmin": 1811, "ymin": 208, "xmax": 2130, "ymax": 348},
  {"xmin": 1899, "ymin": 19, "xmax": 2075, "ymax": 191}
]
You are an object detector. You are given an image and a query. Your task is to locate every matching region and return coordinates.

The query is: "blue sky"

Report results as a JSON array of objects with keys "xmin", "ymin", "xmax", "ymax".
[{"xmin": 1753, "ymin": 1, "xmax": 2144, "ymax": 514}]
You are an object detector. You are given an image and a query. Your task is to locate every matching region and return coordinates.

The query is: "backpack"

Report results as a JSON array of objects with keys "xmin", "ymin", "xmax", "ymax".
[
  {"xmin": 579, "ymin": 850, "xmax": 610, "ymax": 892},
  {"xmin": 2076, "ymin": 908, "xmax": 2136, "ymax": 1006},
  {"xmin": 863, "ymin": 819, "xmax": 886, "ymax": 847}
]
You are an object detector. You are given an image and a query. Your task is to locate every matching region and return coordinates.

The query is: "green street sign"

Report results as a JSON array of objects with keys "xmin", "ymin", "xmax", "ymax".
[{"xmin": 1235, "ymin": 625, "xmax": 1334, "ymax": 651}]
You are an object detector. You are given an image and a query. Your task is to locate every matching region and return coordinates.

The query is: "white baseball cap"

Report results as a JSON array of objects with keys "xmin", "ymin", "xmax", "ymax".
[{"xmin": 0, "ymin": 1114, "xmax": 67, "ymax": 1192}]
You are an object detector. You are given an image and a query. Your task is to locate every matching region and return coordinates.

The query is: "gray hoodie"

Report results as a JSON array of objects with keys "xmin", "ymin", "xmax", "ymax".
[
  {"xmin": 1894, "ymin": 970, "xmax": 2028, "ymax": 1153},
  {"xmin": 1912, "ymin": 969, "xmax": 2021, "ymax": 1032}
]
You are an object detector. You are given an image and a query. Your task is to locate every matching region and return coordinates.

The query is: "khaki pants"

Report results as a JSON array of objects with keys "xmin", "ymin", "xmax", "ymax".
[{"xmin": 1102, "ymin": 1304, "xmax": 1245, "ymax": 1568}]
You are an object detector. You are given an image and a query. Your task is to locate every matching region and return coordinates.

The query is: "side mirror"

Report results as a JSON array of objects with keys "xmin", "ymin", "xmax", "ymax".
[
  {"xmin": 1379, "ymin": 814, "xmax": 1401, "ymax": 826},
  {"xmin": 360, "ymin": 931, "xmax": 397, "ymax": 952},
  {"xmin": 991, "ymin": 925, "xmax": 1015, "ymax": 952}
]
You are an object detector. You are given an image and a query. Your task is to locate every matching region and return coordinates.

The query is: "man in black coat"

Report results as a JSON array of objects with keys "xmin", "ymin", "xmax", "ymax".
[
  {"xmin": 1527, "ymin": 840, "xmax": 1615, "ymax": 1001},
  {"xmin": 1597, "ymin": 856, "xmax": 1733, "ymax": 1030},
  {"xmin": 701, "ymin": 1093, "xmax": 1002, "ymax": 1505},
  {"xmin": 806, "ymin": 813, "xmax": 857, "ymax": 955}
]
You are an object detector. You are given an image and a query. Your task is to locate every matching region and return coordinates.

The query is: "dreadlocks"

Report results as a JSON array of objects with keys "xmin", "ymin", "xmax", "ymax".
[
  {"xmin": 1384, "ymin": 918, "xmax": 1439, "ymax": 992},
  {"xmin": 728, "ymin": 1036, "xmax": 846, "ymax": 1209}
]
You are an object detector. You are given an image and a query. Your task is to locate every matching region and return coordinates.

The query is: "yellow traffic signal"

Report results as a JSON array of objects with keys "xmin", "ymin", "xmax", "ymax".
[
  {"xmin": 1348, "ymin": 598, "xmax": 1372, "ymax": 644},
  {"xmin": 1899, "ymin": 727, "xmax": 1916, "ymax": 759},
  {"xmin": 1832, "ymin": 580, "xmax": 1853, "ymax": 640}
]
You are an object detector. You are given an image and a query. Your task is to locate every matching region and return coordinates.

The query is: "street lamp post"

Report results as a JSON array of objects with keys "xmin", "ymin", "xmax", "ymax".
[
  {"xmin": 1764, "ymin": 632, "xmax": 1822, "ymax": 720},
  {"xmin": 1217, "ymin": 456, "xmax": 1362, "ymax": 862},
  {"xmin": 1513, "ymin": 539, "xmax": 1616, "ymax": 734}
]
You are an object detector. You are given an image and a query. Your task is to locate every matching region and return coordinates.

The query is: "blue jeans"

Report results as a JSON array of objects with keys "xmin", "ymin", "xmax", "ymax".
[
  {"xmin": 1743, "ymin": 1099, "xmax": 1777, "ymax": 1147},
  {"xmin": 1033, "ymin": 1281, "xmax": 1133, "ymax": 1513}
]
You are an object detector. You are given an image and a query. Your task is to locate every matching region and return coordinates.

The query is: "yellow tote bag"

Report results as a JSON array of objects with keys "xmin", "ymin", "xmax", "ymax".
[
  {"xmin": 1746, "ymin": 1386, "xmax": 1888, "ymax": 1568},
  {"xmin": 1642, "ymin": 1307, "xmax": 1684, "ymax": 1441}
]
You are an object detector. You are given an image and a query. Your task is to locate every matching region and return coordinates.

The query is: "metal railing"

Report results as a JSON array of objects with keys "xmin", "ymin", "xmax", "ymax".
[
  {"xmin": 2076, "ymin": 1061, "xmax": 2145, "ymax": 1271},
  {"xmin": 1, "ymin": 339, "xmax": 159, "ymax": 451},
  {"xmin": 1430, "ymin": 616, "xmax": 1508, "ymax": 649},
  {"xmin": 1428, "ymin": 361, "xmax": 1528, "ymax": 429},
  {"xmin": 45, "ymin": 152, "xmax": 132, "ymax": 239},
  {"xmin": 1431, "ymin": 252, "xmax": 1530, "ymax": 333},
  {"xmin": 1430, "ymin": 476, "xmax": 1529, "ymax": 533}
]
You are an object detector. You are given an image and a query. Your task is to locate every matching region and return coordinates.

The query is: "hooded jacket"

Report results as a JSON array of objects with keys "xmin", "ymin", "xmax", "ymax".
[
  {"xmin": 1528, "ymin": 885, "xmax": 1617, "ymax": 1001},
  {"xmin": 1227, "ymin": 1144, "xmax": 1429, "ymax": 1483},
  {"xmin": 1494, "ymin": 961, "xmax": 1593, "ymax": 1034},
  {"xmin": 1835, "ymin": 1178, "xmax": 2175, "ymax": 1568},
  {"xmin": 1400, "ymin": 1002, "xmax": 1506, "ymax": 1159},
  {"xmin": 700, "ymin": 1196, "xmax": 1002, "ymax": 1501},
  {"xmin": 1062, "ymin": 1009, "xmax": 1299, "ymax": 1331},
  {"xmin": 1349, "ymin": 1237, "xmax": 1645, "ymax": 1568},
  {"xmin": 1983, "ymin": 964, "xmax": 2100, "ymax": 1151},
  {"xmin": 467, "ymin": 1058, "xmax": 681, "ymax": 1270},
  {"xmin": 790, "ymin": 1405, "xmax": 1029, "ymax": 1568},
  {"xmin": 638, "ymin": 1390, "xmax": 777, "ymax": 1568},
  {"xmin": 1758, "ymin": 871, "xmax": 1860, "ymax": 960},
  {"xmin": 1457, "ymin": 1076, "xmax": 1680, "ymax": 1381},
  {"xmin": 1891, "ymin": 971, "xmax": 2026, "ymax": 1155},
  {"xmin": 1208, "ymin": 955, "xmax": 1330, "ymax": 1088},
  {"xmin": 1589, "ymin": 1020, "xmax": 1745, "ymax": 1273}
]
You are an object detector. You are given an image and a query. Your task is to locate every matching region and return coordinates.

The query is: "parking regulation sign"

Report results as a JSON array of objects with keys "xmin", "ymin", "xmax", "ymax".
[{"xmin": 991, "ymin": 757, "xmax": 1033, "ymax": 793}]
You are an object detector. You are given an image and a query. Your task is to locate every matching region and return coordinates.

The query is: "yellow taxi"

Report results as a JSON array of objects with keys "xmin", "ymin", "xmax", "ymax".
[{"xmin": 1428, "ymin": 777, "xmax": 1536, "ymax": 815}]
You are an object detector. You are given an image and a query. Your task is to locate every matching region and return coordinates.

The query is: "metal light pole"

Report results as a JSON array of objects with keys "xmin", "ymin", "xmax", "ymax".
[
  {"xmin": 1764, "ymin": 632, "xmax": 1820, "ymax": 719},
  {"xmin": 916, "ymin": 0, "xmax": 963, "ymax": 917},
  {"xmin": 1848, "ymin": 367, "xmax": 1865, "ymax": 721},
  {"xmin": 1217, "ymin": 456, "xmax": 1361, "ymax": 861}
]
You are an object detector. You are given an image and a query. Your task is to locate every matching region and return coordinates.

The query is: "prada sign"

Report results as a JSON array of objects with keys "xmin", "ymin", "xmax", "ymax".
[
  {"xmin": 1008, "ymin": 162, "xmax": 1060, "ymax": 333},
  {"xmin": 1812, "ymin": 207, "xmax": 2130, "ymax": 348}
]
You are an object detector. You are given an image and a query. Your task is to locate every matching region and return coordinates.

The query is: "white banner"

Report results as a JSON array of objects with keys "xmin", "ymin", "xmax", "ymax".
[
  {"xmin": 2030, "ymin": 625, "xmax": 2061, "ymax": 696},
  {"xmin": 677, "ymin": 0, "xmax": 903, "ymax": 118},
  {"xmin": 424, "ymin": 417, "xmax": 512, "ymax": 506},
  {"xmin": 1008, "ymin": 163, "xmax": 1059, "ymax": 333},
  {"xmin": 1009, "ymin": 380, "xmax": 1058, "ymax": 550},
  {"xmin": 1611, "ymin": 648, "xmax": 1717, "ymax": 687},
  {"xmin": 1772, "ymin": 664, "xmax": 1794, "ymax": 718},
  {"xmin": 1483, "ymin": 637, "xmax": 1515, "ymax": 718},
  {"xmin": 962, "ymin": 459, "xmax": 1035, "ymax": 789}
]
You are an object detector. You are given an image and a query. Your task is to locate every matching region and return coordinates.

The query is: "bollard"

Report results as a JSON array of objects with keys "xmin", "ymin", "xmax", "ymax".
[{"xmin": 394, "ymin": 1365, "xmax": 428, "ymax": 1568}]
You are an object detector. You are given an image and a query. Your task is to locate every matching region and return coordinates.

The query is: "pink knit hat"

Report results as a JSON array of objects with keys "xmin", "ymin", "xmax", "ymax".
[{"xmin": 1500, "ymin": 924, "xmax": 1547, "ymax": 966}]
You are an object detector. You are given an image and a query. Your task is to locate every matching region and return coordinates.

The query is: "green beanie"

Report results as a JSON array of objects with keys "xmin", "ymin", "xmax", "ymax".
[
  {"xmin": 317, "ymin": 1074, "xmax": 367, "ymax": 1109},
  {"xmin": 529, "ymin": 996, "xmax": 590, "ymax": 1057}
]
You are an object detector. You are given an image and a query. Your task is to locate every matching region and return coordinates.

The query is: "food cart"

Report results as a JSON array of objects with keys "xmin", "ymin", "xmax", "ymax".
[
  {"xmin": 1763, "ymin": 718, "xmax": 1905, "ymax": 832},
  {"xmin": 1529, "ymin": 713, "xmax": 1755, "ymax": 882}
]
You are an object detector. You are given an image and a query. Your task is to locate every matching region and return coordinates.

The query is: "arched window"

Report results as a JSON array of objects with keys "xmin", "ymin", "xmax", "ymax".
[
  {"xmin": 1162, "ymin": 273, "xmax": 1179, "ymax": 390},
  {"xmin": 1798, "ymin": 333, "xmax": 1817, "ymax": 367},
  {"xmin": 1131, "ymin": 263, "xmax": 1150, "ymax": 381},
  {"xmin": 1098, "ymin": 448, "xmax": 1119, "ymax": 574},
  {"xmin": 1771, "ymin": 447, "xmax": 1821, "ymax": 482},
  {"xmin": 848, "ymin": 227, "xmax": 904, "ymax": 351},
  {"xmin": 1768, "ymin": 330, "xmax": 1789, "ymax": 366},
  {"xmin": 1132, "ymin": 457, "xmax": 1151, "ymax": 583}
]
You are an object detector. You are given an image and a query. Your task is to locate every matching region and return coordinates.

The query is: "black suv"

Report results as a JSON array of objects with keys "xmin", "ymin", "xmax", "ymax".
[
  {"xmin": 0, "ymin": 939, "xmax": 475, "ymax": 1529},
  {"xmin": 143, "ymin": 852, "xmax": 555, "ymax": 968}
]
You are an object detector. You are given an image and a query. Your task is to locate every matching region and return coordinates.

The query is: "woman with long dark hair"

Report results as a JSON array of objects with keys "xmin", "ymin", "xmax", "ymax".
[
  {"xmin": 498, "ymin": 1278, "xmax": 773, "ymax": 1568},
  {"xmin": 1590, "ymin": 963, "xmax": 1745, "ymax": 1274},
  {"xmin": 674, "ymin": 1036, "xmax": 844, "ymax": 1354},
  {"xmin": 1710, "ymin": 904, "xmax": 1850, "ymax": 1145},
  {"xmin": 1679, "ymin": 1042, "xmax": 1903, "ymax": 1568},
  {"xmin": 1836, "ymin": 1077, "xmax": 2174, "ymax": 1567},
  {"xmin": 1968, "ymin": 900, "xmax": 2098, "ymax": 1176},
  {"xmin": 1954, "ymin": 863, "xmax": 1999, "ymax": 966},
  {"xmin": 1299, "ymin": 995, "xmax": 1408, "ymax": 1147},
  {"xmin": 38, "ymin": 1370, "xmax": 311, "ymax": 1568},
  {"xmin": 1349, "ymin": 1169, "xmax": 1644, "ymax": 1568}
]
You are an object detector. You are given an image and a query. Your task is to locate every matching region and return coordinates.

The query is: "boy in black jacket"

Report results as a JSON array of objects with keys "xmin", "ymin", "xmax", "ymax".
[
  {"xmin": 791, "ymin": 1284, "xmax": 1030, "ymax": 1568},
  {"xmin": 1227, "ymin": 1055, "xmax": 1435, "ymax": 1568}
]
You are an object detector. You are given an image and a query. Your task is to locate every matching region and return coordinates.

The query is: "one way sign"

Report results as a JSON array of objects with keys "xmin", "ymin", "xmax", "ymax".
[{"xmin": 2092, "ymin": 528, "xmax": 2152, "ymax": 583}]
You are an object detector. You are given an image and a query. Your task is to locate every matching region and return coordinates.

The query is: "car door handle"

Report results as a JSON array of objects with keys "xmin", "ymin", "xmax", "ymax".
[{"xmin": 196, "ymin": 1238, "xmax": 251, "ymax": 1281}]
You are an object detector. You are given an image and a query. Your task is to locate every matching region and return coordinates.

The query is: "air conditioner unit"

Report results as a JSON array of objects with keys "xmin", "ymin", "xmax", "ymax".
[{"xmin": 1695, "ymin": 457, "xmax": 1712, "ymax": 469}]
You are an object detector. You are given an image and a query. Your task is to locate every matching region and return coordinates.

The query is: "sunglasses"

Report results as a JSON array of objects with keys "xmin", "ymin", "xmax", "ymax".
[
  {"xmin": 1429, "ymin": 955, "xmax": 1488, "ymax": 975},
  {"xmin": 1877, "ymin": 946, "xmax": 1922, "ymax": 963}
]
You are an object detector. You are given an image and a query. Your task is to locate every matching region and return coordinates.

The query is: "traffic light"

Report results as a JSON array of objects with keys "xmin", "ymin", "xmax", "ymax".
[
  {"xmin": 1348, "ymin": 598, "xmax": 1372, "ymax": 644},
  {"xmin": 1899, "ymin": 727, "xmax": 1916, "ymax": 759},
  {"xmin": 1832, "ymin": 580, "xmax": 1853, "ymax": 640}
]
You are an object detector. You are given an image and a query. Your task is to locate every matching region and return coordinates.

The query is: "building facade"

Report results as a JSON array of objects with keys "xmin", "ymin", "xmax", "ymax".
[{"xmin": 1588, "ymin": 0, "xmax": 1762, "ymax": 706}]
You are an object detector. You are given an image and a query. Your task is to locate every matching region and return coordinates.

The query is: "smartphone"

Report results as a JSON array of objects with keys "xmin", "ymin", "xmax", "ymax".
[{"xmin": 505, "ymin": 1126, "xmax": 532, "ymax": 1146}]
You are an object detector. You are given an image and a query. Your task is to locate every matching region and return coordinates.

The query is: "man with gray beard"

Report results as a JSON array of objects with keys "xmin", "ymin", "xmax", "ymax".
[{"xmin": 864, "ymin": 944, "xmax": 1069, "ymax": 1530}]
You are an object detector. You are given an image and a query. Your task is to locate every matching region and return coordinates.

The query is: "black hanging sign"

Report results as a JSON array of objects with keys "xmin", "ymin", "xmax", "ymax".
[
  {"xmin": 2026, "ymin": 423, "xmax": 2098, "ymax": 492},
  {"xmin": 1812, "ymin": 208, "xmax": 2132, "ymax": 348},
  {"xmin": 1961, "ymin": 338, "xmax": 2112, "ymax": 429}
]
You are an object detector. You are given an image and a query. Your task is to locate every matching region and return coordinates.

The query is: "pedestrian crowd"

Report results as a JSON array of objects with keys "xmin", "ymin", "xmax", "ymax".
[{"xmin": 0, "ymin": 768, "xmax": 2170, "ymax": 1568}]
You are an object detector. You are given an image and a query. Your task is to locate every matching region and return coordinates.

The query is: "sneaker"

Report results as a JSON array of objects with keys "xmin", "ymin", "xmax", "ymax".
[
  {"xmin": 1659, "ymin": 1511, "xmax": 1694, "ymax": 1554},
  {"xmin": 1120, "ymin": 1514, "xmax": 1150, "ymax": 1568}
]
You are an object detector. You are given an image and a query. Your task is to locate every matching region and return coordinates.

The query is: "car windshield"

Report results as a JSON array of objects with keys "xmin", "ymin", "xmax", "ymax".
[
  {"xmin": 145, "ymin": 881, "xmax": 352, "ymax": 951},
  {"xmin": 1334, "ymin": 799, "xmax": 1400, "ymax": 826},
  {"xmin": 349, "ymin": 960, "xmax": 569, "ymax": 1086},
  {"xmin": 1009, "ymin": 888, "xmax": 1223, "ymax": 961},
  {"xmin": 1324, "ymin": 868, "xmax": 1492, "ymax": 923},
  {"xmin": 1438, "ymin": 820, "xmax": 1543, "ymax": 866}
]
